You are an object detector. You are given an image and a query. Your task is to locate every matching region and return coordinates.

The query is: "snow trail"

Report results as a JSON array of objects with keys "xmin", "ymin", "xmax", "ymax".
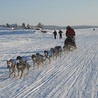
[{"xmin": 0, "ymin": 28, "xmax": 98, "ymax": 98}]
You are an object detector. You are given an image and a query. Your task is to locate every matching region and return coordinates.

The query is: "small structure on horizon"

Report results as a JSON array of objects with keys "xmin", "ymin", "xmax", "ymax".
[{"xmin": 93, "ymin": 28, "xmax": 95, "ymax": 31}]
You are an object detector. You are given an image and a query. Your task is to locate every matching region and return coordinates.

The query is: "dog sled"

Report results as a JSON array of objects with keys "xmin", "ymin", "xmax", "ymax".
[{"xmin": 63, "ymin": 36, "xmax": 76, "ymax": 51}]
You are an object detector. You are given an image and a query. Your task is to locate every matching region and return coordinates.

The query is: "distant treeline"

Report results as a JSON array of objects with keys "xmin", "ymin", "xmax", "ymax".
[
  {"xmin": 0, "ymin": 23, "xmax": 98, "ymax": 30},
  {"xmin": 43, "ymin": 25, "xmax": 98, "ymax": 30}
]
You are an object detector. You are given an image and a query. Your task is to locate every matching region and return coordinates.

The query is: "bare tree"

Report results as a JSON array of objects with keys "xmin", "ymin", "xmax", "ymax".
[
  {"xmin": 27, "ymin": 24, "xmax": 30, "ymax": 29},
  {"xmin": 22, "ymin": 23, "xmax": 26, "ymax": 28},
  {"xmin": 6, "ymin": 23, "xmax": 10, "ymax": 27},
  {"xmin": 37, "ymin": 22, "xmax": 43, "ymax": 29}
]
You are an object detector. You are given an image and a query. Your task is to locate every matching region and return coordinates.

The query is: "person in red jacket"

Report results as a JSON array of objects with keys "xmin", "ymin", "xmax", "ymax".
[
  {"xmin": 65, "ymin": 26, "xmax": 76, "ymax": 48},
  {"xmin": 66, "ymin": 26, "xmax": 75, "ymax": 38}
]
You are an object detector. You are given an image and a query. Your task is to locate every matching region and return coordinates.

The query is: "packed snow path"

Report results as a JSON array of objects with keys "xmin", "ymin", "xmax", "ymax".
[{"xmin": 0, "ymin": 28, "xmax": 98, "ymax": 98}]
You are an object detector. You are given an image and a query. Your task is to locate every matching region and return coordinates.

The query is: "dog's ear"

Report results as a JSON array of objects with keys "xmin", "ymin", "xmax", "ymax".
[{"xmin": 16, "ymin": 56, "xmax": 21, "ymax": 60}]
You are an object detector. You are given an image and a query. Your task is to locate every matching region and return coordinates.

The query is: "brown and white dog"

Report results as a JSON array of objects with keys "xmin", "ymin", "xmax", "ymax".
[
  {"xmin": 7, "ymin": 59, "xmax": 17, "ymax": 78},
  {"xmin": 31, "ymin": 53, "xmax": 45, "ymax": 69},
  {"xmin": 16, "ymin": 61, "xmax": 31, "ymax": 79}
]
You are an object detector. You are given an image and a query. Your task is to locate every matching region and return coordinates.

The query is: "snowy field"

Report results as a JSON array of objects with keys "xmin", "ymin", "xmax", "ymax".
[{"xmin": 0, "ymin": 27, "xmax": 98, "ymax": 98}]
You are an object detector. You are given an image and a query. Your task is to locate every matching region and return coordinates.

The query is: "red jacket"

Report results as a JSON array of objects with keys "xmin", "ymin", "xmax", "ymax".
[{"xmin": 66, "ymin": 28, "xmax": 75, "ymax": 37}]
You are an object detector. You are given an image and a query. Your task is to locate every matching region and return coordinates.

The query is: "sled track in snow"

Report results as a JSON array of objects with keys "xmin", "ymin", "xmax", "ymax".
[
  {"xmin": 1, "ymin": 31, "xmax": 98, "ymax": 97},
  {"xmin": 0, "ymin": 38, "xmax": 63, "ymax": 88},
  {"xmin": 13, "ymin": 45, "xmax": 95, "ymax": 98},
  {"xmin": 42, "ymin": 46, "xmax": 96, "ymax": 98},
  {"xmin": 0, "ymin": 38, "xmax": 65, "ymax": 97}
]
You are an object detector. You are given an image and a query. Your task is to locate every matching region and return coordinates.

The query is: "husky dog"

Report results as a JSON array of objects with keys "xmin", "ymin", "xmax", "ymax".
[
  {"xmin": 16, "ymin": 56, "xmax": 28, "ymax": 63},
  {"xmin": 50, "ymin": 46, "xmax": 62, "ymax": 59},
  {"xmin": 63, "ymin": 45, "xmax": 75, "ymax": 52},
  {"xmin": 44, "ymin": 50, "xmax": 52, "ymax": 63},
  {"xmin": 50, "ymin": 48, "xmax": 54, "ymax": 55},
  {"xmin": 50, "ymin": 47, "xmax": 59, "ymax": 59},
  {"xmin": 31, "ymin": 53, "xmax": 45, "ymax": 69},
  {"xmin": 31, "ymin": 54, "xmax": 37, "ymax": 68},
  {"xmin": 56, "ymin": 46, "xmax": 62, "ymax": 57},
  {"xmin": 63, "ymin": 45, "xmax": 69, "ymax": 52},
  {"xmin": 7, "ymin": 59, "xmax": 17, "ymax": 78},
  {"xmin": 16, "ymin": 61, "xmax": 31, "ymax": 79}
]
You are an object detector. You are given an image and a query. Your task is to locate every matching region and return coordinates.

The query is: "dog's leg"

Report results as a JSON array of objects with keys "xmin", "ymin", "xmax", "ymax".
[
  {"xmin": 55, "ymin": 53, "xmax": 57, "ymax": 60},
  {"xmin": 9, "ymin": 70, "xmax": 14, "ymax": 78},
  {"xmin": 9, "ymin": 69, "xmax": 11, "ymax": 77},
  {"xmin": 20, "ymin": 70, "xmax": 24, "ymax": 79},
  {"xmin": 14, "ymin": 67, "xmax": 16, "ymax": 77},
  {"xmin": 33, "ymin": 61, "xmax": 35, "ymax": 70},
  {"xmin": 46, "ymin": 56, "xmax": 50, "ymax": 63},
  {"xmin": 53, "ymin": 53, "xmax": 55, "ymax": 59},
  {"xmin": 48, "ymin": 57, "xmax": 51, "ymax": 63},
  {"xmin": 37, "ymin": 62, "xmax": 40, "ymax": 69},
  {"xmin": 9, "ymin": 69, "xmax": 11, "ymax": 78},
  {"xmin": 42, "ymin": 60, "xmax": 44, "ymax": 67},
  {"xmin": 27, "ymin": 68, "xmax": 29, "ymax": 74},
  {"xmin": 18, "ymin": 69, "xmax": 20, "ymax": 77},
  {"xmin": 27, "ymin": 64, "xmax": 30, "ymax": 74},
  {"xmin": 33, "ymin": 65, "xmax": 35, "ymax": 70}
]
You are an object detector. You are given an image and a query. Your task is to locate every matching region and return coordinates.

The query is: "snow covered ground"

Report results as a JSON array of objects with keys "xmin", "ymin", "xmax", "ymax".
[{"xmin": 0, "ymin": 27, "xmax": 98, "ymax": 98}]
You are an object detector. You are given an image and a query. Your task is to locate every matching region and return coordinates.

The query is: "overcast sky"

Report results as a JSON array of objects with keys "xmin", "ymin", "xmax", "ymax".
[{"xmin": 0, "ymin": 0, "xmax": 98, "ymax": 26}]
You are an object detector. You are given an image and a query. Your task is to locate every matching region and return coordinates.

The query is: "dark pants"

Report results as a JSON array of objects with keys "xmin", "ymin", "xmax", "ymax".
[{"xmin": 54, "ymin": 35, "xmax": 56, "ymax": 39}]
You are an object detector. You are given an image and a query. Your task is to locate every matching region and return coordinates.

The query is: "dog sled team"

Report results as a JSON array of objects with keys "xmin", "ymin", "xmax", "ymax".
[
  {"xmin": 7, "ymin": 46, "xmax": 63, "ymax": 79},
  {"xmin": 7, "ymin": 26, "xmax": 77, "ymax": 79}
]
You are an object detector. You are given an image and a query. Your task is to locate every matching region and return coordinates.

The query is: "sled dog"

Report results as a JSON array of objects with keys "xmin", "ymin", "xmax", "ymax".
[
  {"xmin": 50, "ymin": 46, "xmax": 62, "ymax": 59},
  {"xmin": 16, "ymin": 61, "xmax": 30, "ymax": 79},
  {"xmin": 44, "ymin": 50, "xmax": 52, "ymax": 63},
  {"xmin": 7, "ymin": 59, "xmax": 17, "ymax": 78},
  {"xmin": 16, "ymin": 56, "xmax": 28, "ymax": 63},
  {"xmin": 31, "ymin": 53, "xmax": 45, "ymax": 69}
]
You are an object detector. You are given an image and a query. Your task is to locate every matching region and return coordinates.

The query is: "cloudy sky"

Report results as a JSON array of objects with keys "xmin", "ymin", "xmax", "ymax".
[{"xmin": 0, "ymin": 0, "xmax": 98, "ymax": 26}]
